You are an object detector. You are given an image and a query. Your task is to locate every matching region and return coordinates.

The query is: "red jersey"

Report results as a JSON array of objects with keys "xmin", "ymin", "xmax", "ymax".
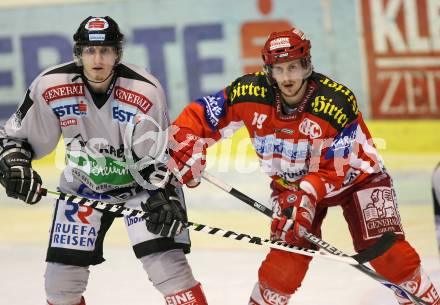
[{"xmin": 173, "ymin": 71, "xmax": 384, "ymax": 202}]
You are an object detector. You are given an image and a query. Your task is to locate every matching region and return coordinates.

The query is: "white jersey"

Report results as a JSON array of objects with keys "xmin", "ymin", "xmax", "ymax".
[{"xmin": 0, "ymin": 61, "xmax": 169, "ymax": 203}]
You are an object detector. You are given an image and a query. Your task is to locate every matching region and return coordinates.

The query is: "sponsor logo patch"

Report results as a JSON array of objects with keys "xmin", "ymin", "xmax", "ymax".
[
  {"xmin": 52, "ymin": 101, "xmax": 88, "ymax": 118},
  {"xmin": 195, "ymin": 91, "xmax": 226, "ymax": 130},
  {"xmin": 319, "ymin": 77, "xmax": 358, "ymax": 114},
  {"xmin": 51, "ymin": 222, "xmax": 97, "ymax": 250},
  {"xmin": 112, "ymin": 106, "xmax": 136, "ymax": 123},
  {"xmin": 286, "ymin": 194, "xmax": 297, "ymax": 203},
  {"xmin": 85, "ymin": 17, "xmax": 109, "ymax": 30},
  {"xmin": 277, "ymin": 169, "xmax": 308, "ymax": 182},
  {"xmin": 114, "ymin": 86, "xmax": 152, "ymax": 113},
  {"xmin": 357, "ymin": 187, "xmax": 403, "ymax": 240},
  {"xmin": 274, "ymin": 128, "xmax": 294, "ymax": 135},
  {"xmin": 229, "ymin": 81, "xmax": 269, "ymax": 103},
  {"xmin": 51, "ymin": 200, "xmax": 97, "ymax": 251},
  {"xmin": 292, "ymin": 28, "xmax": 306, "ymax": 40},
  {"xmin": 311, "ymin": 95, "xmax": 350, "ymax": 128},
  {"xmin": 299, "ymin": 118, "xmax": 322, "ymax": 139},
  {"xmin": 269, "ymin": 37, "xmax": 291, "ymax": 51},
  {"xmin": 89, "ymin": 33, "xmax": 105, "ymax": 41},
  {"xmin": 262, "ymin": 287, "xmax": 289, "ymax": 305},
  {"xmin": 253, "ymin": 134, "xmax": 309, "ymax": 160},
  {"xmin": 165, "ymin": 290, "xmax": 197, "ymax": 305},
  {"xmin": 43, "ymin": 84, "xmax": 85, "ymax": 103},
  {"xmin": 60, "ymin": 118, "xmax": 78, "ymax": 127},
  {"xmin": 126, "ymin": 216, "xmax": 145, "ymax": 227},
  {"xmin": 325, "ymin": 121, "xmax": 358, "ymax": 160},
  {"xmin": 64, "ymin": 200, "xmax": 93, "ymax": 224},
  {"xmin": 65, "ymin": 135, "xmax": 135, "ymax": 191}
]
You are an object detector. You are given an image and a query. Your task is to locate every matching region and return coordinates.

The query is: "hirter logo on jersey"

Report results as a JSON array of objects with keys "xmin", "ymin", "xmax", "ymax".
[
  {"xmin": 114, "ymin": 86, "xmax": 152, "ymax": 114},
  {"xmin": 43, "ymin": 84, "xmax": 85, "ymax": 103},
  {"xmin": 85, "ymin": 17, "xmax": 109, "ymax": 30}
]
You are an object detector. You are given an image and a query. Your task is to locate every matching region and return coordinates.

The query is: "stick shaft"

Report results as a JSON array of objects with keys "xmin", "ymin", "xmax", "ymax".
[
  {"xmin": 199, "ymin": 172, "xmax": 428, "ymax": 305},
  {"xmin": 202, "ymin": 172, "xmax": 273, "ymax": 217},
  {"xmin": 41, "ymin": 188, "xmax": 358, "ymax": 264}
]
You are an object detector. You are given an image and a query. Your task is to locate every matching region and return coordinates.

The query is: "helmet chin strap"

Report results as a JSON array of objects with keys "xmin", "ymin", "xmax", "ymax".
[
  {"xmin": 83, "ymin": 70, "xmax": 114, "ymax": 84},
  {"xmin": 290, "ymin": 64, "xmax": 312, "ymax": 97},
  {"xmin": 281, "ymin": 78, "xmax": 306, "ymax": 101},
  {"xmin": 292, "ymin": 78, "xmax": 307, "ymax": 96}
]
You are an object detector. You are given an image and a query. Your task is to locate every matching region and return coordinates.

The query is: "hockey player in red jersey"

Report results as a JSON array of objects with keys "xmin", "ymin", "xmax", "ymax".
[
  {"xmin": 170, "ymin": 28, "xmax": 439, "ymax": 304},
  {"xmin": 0, "ymin": 16, "xmax": 208, "ymax": 305}
]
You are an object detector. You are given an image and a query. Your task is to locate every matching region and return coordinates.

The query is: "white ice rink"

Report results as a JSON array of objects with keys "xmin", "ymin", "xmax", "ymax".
[{"xmin": 1, "ymin": 163, "xmax": 439, "ymax": 304}]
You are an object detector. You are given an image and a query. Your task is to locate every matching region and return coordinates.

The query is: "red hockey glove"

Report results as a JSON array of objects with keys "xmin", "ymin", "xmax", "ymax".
[
  {"xmin": 169, "ymin": 127, "xmax": 207, "ymax": 188},
  {"xmin": 270, "ymin": 190, "xmax": 316, "ymax": 245}
]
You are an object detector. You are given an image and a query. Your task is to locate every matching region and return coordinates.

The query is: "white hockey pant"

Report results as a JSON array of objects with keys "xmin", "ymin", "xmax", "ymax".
[
  {"xmin": 140, "ymin": 248, "xmax": 198, "ymax": 295},
  {"xmin": 45, "ymin": 263, "xmax": 89, "ymax": 305}
]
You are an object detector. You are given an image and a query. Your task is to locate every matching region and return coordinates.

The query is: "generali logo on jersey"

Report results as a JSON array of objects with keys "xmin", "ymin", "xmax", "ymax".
[
  {"xmin": 360, "ymin": 0, "xmax": 440, "ymax": 118},
  {"xmin": 357, "ymin": 187, "xmax": 403, "ymax": 240},
  {"xmin": 114, "ymin": 86, "xmax": 152, "ymax": 113},
  {"xmin": 43, "ymin": 84, "xmax": 85, "ymax": 103}
]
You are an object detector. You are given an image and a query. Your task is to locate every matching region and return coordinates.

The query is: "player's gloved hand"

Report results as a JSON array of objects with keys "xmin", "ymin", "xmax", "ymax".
[
  {"xmin": 0, "ymin": 144, "xmax": 42, "ymax": 204},
  {"xmin": 141, "ymin": 183, "xmax": 187, "ymax": 238},
  {"xmin": 169, "ymin": 126, "xmax": 207, "ymax": 188},
  {"xmin": 270, "ymin": 190, "xmax": 316, "ymax": 245}
]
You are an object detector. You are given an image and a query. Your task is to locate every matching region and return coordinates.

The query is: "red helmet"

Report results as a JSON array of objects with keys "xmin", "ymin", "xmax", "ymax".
[{"xmin": 261, "ymin": 28, "xmax": 311, "ymax": 66}]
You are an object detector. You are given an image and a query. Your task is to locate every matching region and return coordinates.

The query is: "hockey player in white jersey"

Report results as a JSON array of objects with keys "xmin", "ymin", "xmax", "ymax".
[{"xmin": 0, "ymin": 16, "xmax": 208, "ymax": 305}]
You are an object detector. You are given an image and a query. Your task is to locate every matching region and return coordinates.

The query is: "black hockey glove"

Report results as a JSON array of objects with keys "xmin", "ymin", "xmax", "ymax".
[
  {"xmin": 0, "ymin": 143, "xmax": 42, "ymax": 204},
  {"xmin": 141, "ymin": 183, "xmax": 187, "ymax": 238}
]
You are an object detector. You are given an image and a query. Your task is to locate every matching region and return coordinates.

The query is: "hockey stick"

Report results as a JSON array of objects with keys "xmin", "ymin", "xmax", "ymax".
[
  {"xmin": 198, "ymin": 171, "xmax": 429, "ymax": 305},
  {"xmin": 123, "ymin": 123, "xmax": 426, "ymax": 303},
  {"xmin": 200, "ymin": 172, "xmax": 398, "ymax": 262},
  {"xmin": 432, "ymin": 163, "xmax": 440, "ymax": 257},
  {"xmin": 40, "ymin": 187, "xmax": 373, "ymax": 265},
  {"xmin": 120, "ymin": 113, "xmax": 391, "ymax": 263}
]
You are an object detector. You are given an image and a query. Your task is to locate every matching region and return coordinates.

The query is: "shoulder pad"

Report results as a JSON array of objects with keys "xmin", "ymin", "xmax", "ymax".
[
  {"xmin": 116, "ymin": 63, "xmax": 157, "ymax": 87},
  {"xmin": 42, "ymin": 62, "xmax": 81, "ymax": 76},
  {"xmin": 225, "ymin": 72, "xmax": 274, "ymax": 106},
  {"xmin": 307, "ymin": 73, "xmax": 359, "ymax": 130}
]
